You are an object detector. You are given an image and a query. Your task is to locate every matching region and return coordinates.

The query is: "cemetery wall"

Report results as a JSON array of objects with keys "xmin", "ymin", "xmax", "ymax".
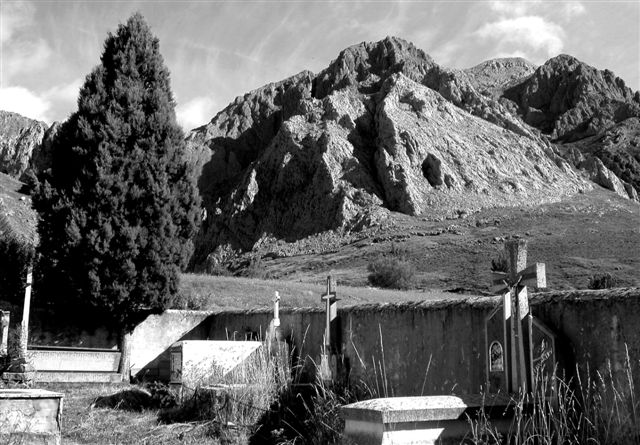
[
  {"xmin": 16, "ymin": 289, "xmax": 640, "ymax": 394},
  {"xmin": 201, "ymin": 289, "xmax": 640, "ymax": 395}
]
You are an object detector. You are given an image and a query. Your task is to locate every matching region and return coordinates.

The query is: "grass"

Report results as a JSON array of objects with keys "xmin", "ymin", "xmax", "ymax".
[
  {"xmin": 467, "ymin": 347, "xmax": 640, "ymax": 444},
  {"xmin": 175, "ymin": 273, "xmax": 468, "ymax": 311}
]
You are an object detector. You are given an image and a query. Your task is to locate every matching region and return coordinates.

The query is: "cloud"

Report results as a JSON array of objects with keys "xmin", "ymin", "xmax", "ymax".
[
  {"xmin": 176, "ymin": 96, "xmax": 216, "ymax": 131},
  {"xmin": 0, "ymin": 1, "xmax": 34, "ymax": 44},
  {"xmin": 475, "ymin": 16, "xmax": 565, "ymax": 59},
  {"xmin": 489, "ymin": 0, "xmax": 585, "ymax": 21},
  {"xmin": 0, "ymin": 79, "xmax": 82, "ymax": 123},
  {"xmin": 0, "ymin": 86, "xmax": 50, "ymax": 121}
]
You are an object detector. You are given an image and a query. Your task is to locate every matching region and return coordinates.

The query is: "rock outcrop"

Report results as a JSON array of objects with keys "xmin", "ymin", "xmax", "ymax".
[
  {"xmin": 187, "ymin": 37, "xmax": 590, "ymax": 267},
  {"xmin": 465, "ymin": 57, "xmax": 537, "ymax": 100},
  {"xmin": 0, "ymin": 111, "xmax": 48, "ymax": 179},
  {"xmin": 503, "ymin": 54, "xmax": 640, "ymax": 141}
]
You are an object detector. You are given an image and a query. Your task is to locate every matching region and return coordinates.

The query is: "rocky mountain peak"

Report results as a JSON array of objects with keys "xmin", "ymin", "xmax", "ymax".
[
  {"xmin": 313, "ymin": 36, "xmax": 436, "ymax": 99},
  {"xmin": 465, "ymin": 57, "xmax": 537, "ymax": 99},
  {"xmin": 504, "ymin": 55, "xmax": 640, "ymax": 141}
]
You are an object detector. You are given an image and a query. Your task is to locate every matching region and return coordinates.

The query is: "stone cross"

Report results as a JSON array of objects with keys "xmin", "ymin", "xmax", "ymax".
[
  {"xmin": 0, "ymin": 310, "xmax": 9, "ymax": 357},
  {"xmin": 273, "ymin": 291, "xmax": 281, "ymax": 328},
  {"xmin": 319, "ymin": 275, "xmax": 340, "ymax": 382},
  {"xmin": 488, "ymin": 240, "xmax": 546, "ymax": 394},
  {"xmin": 20, "ymin": 266, "xmax": 33, "ymax": 356}
]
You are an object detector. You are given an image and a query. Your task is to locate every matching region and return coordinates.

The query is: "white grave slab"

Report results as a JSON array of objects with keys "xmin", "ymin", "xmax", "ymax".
[
  {"xmin": 170, "ymin": 340, "xmax": 263, "ymax": 390},
  {"xmin": 342, "ymin": 395, "xmax": 516, "ymax": 445}
]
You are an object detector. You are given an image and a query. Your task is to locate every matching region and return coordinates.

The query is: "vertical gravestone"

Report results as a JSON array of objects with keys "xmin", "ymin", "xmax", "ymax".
[
  {"xmin": 485, "ymin": 240, "xmax": 557, "ymax": 395},
  {"xmin": 2, "ymin": 267, "xmax": 35, "ymax": 383},
  {"xmin": 0, "ymin": 311, "xmax": 9, "ymax": 363},
  {"xmin": 319, "ymin": 275, "xmax": 340, "ymax": 383}
]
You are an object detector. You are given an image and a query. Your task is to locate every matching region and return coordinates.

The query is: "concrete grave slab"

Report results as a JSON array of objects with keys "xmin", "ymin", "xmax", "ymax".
[
  {"xmin": 342, "ymin": 394, "xmax": 517, "ymax": 445},
  {"xmin": 170, "ymin": 340, "xmax": 263, "ymax": 390},
  {"xmin": 0, "ymin": 389, "xmax": 64, "ymax": 445}
]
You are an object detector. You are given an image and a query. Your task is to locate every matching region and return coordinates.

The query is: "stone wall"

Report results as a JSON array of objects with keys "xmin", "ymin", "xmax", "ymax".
[{"xmin": 13, "ymin": 289, "xmax": 640, "ymax": 395}]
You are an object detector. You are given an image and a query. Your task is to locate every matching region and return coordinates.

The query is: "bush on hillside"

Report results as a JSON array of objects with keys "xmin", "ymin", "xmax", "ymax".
[
  {"xmin": 588, "ymin": 272, "xmax": 618, "ymax": 289},
  {"xmin": 367, "ymin": 257, "xmax": 416, "ymax": 289}
]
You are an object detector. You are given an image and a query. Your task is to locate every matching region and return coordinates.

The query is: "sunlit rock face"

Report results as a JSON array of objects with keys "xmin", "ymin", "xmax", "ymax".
[{"xmin": 186, "ymin": 37, "xmax": 595, "ymax": 266}]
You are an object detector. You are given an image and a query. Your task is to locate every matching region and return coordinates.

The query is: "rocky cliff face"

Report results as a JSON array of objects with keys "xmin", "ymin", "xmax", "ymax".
[
  {"xmin": 0, "ymin": 111, "xmax": 49, "ymax": 179},
  {"xmin": 497, "ymin": 55, "xmax": 640, "ymax": 200},
  {"xmin": 187, "ymin": 37, "xmax": 590, "ymax": 267},
  {"xmin": 503, "ymin": 54, "xmax": 640, "ymax": 141}
]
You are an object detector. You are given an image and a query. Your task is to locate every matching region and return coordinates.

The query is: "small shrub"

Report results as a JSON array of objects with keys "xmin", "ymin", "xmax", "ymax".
[
  {"xmin": 491, "ymin": 251, "xmax": 508, "ymax": 273},
  {"xmin": 242, "ymin": 256, "xmax": 270, "ymax": 280},
  {"xmin": 367, "ymin": 257, "xmax": 416, "ymax": 289},
  {"xmin": 588, "ymin": 272, "xmax": 618, "ymax": 289}
]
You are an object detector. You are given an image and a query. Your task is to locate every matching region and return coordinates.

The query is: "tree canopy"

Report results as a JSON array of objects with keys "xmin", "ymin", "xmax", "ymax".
[{"xmin": 33, "ymin": 12, "xmax": 201, "ymax": 330}]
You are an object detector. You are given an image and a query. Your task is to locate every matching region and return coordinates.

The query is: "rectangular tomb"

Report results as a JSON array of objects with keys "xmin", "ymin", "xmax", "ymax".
[
  {"xmin": 170, "ymin": 340, "xmax": 263, "ymax": 391},
  {"xmin": 0, "ymin": 389, "xmax": 64, "ymax": 445},
  {"xmin": 342, "ymin": 394, "xmax": 518, "ymax": 445}
]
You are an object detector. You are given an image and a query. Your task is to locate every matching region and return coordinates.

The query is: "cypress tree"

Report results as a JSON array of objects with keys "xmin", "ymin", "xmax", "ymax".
[{"xmin": 33, "ymin": 13, "xmax": 200, "ymax": 334}]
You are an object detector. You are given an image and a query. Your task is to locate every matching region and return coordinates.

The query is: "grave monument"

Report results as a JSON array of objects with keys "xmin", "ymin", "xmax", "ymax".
[
  {"xmin": 319, "ymin": 275, "xmax": 341, "ymax": 383},
  {"xmin": 342, "ymin": 239, "xmax": 559, "ymax": 445}
]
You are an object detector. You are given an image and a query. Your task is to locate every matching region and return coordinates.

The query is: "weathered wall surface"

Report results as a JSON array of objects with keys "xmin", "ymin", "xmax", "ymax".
[
  {"xmin": 14, "ymin": 289, "xmax": 640, "ymax": 395},
  {"xmin": 199, "ymin": 289, "xmax": 640, "ymax": 396},
  {"xmin": 129, "ymin": 310, "xmax": 215, "ymax": 379}
]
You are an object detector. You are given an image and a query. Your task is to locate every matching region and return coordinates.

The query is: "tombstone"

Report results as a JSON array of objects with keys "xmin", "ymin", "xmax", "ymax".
[
  {"xmin": 319, "ymin": 275, "xmax": 340, "ymax": 382},
  {"xmin": 0, "ymin": 311, "xmax": 9, "ymax": 359},
  {"xmin": 485, "ymin": 240, "xmax": 557, "ymax": 395},
  {"xmin": 2, "ymin": 267, "xmax": 35, "ymax": 384}
]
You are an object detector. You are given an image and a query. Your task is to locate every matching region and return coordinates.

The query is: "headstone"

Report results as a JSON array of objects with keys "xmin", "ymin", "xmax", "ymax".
[
  {"xmin": 0, "ymin": 311, "xmax": 9, "ymax": 359},
  {"xmin": 319, "ymin": 275, "xmax": 340, "ymax": 382},
  {"xmin": 485, "ymin": 240, "xmax": 557, "ymax": 395},
  {"xmin": 2, "ymin": 268, "xmax": 35, "ymax": 383}
]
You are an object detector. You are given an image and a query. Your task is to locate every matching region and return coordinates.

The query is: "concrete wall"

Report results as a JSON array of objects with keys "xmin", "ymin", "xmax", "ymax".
[
  {"xmin": 129, "ymin": 310, "xmax": 215, "ymax": 379},
  {"xmin": 199, "ymin": 289, "xmax": 640, "ymax": 396},
  {"xmin": 11, "ymin": 289, "xmax": 640, "ymax": 396}
]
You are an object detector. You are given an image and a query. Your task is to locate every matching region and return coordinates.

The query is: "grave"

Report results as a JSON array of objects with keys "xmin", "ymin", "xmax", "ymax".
[
  {"xmin": 0, "ymin": 389, "xmax": 64, "ymax": 445},
  {"xmin": 319, "ymin": 275, "xmax": 341, "ymax": 383},
  {"xmin": 342, "ymin": 394, "xmax": 516, "ymax": 445},
  {"xmin": 30, "ymin": 345, "xmax": 123, "ymax": 383},
  {"xmin": 169, "ymin": 340, "xmax": 263, "ymax": 393},
  {"xmin": 342, "ymin": 240, "xmax": 559, "ymax": 445}
]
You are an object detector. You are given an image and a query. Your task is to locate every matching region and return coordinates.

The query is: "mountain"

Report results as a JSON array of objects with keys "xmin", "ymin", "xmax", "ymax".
[
  {"xmin": 0, "ymin": 111, "xmax": 60, "ymax": 182},
  {"xmin": 186, "ymin": 37, "xmax": 592, "ymax": 268},
  {"xmin": 2, "ymin": 37, "xmax": 638, "ymax": 278}
]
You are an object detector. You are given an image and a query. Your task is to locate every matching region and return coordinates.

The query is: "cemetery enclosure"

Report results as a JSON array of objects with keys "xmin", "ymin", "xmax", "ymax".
[{"xmin": 25, "ymin": 289, "xmax": 640, "ymax": 394}]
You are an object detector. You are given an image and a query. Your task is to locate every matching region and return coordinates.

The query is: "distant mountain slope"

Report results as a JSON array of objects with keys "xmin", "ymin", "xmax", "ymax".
[
  {"xmin": 0, "ymin": 111, "xmax": 48, "ymax": 179},
  {"xmin": 186, "ymin": 37, "xmax": 589, "ymax": 268},
  {"xmin": 503, "ymin": 54, "xmax": 640, "ymax": 141},
  {"xmin": 465, "ymin": 57, "xmax": 537, "ymax": 100}
]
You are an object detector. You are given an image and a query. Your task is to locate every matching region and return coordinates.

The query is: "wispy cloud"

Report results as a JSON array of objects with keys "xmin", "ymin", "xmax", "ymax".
[{"xmin": 0, "ymin": 0, "xmax": 34, "ymax": 44}]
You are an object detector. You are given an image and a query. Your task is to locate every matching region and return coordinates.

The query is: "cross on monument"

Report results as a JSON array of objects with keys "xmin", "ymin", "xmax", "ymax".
[
  {"xmin": 486, "ymin": 240, "xmax": 548, "ymax": 394},
  {"xmin": 319, "ymin": 275, "xmax": 340, "ymax": 382}
]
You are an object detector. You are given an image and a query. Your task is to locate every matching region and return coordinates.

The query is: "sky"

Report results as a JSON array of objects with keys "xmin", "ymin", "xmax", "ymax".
[{"xmin": 1, "ymin": 0, "xmax": 639, "ymax": 131}]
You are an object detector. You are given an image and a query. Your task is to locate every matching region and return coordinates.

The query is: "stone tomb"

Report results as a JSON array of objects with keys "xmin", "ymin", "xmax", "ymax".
[
  {"xmin": 170, "ymin": 340, "xmax": 263, "ymax": 392},
  {"xmin": 342, "ymin": 394, "xmax": 516, "ymax": 445},
  {"xmin": 0, "ymin": 389, "xmax": 64, "ymax": 445}
]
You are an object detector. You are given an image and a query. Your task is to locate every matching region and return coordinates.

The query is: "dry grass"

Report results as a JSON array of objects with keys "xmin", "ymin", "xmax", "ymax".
[
  {"xmin": 468, "ymin": 347, "xmax": 640, "ymax": 444},
  {"xmin": 176, "ymin": 273, "xmax": 468, "ymax": 311},
  {"xmin": 35, "ymin": 383, "xmax": 220, "ymax": 445}
]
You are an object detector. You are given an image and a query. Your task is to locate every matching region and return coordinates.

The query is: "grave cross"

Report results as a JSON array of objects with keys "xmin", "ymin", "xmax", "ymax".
[
  {"xmin": 319, "ymin": 275, "xmax": 340, "ymax": 382},
  {"xmin": 490, "ymin": 240, "xmax": 546, "ymax": 393}
]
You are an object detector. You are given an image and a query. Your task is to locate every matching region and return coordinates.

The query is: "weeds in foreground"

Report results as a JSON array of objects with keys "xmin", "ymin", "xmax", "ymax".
[{"xmin": 468, "ymin": 346, "xmax": 640, "ymax": 444}]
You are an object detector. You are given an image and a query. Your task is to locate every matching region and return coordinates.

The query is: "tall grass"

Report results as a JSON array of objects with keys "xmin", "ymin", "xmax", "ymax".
[{"xmin": 468, "ymin": 346, "xmax": 640, "ymax": 444}]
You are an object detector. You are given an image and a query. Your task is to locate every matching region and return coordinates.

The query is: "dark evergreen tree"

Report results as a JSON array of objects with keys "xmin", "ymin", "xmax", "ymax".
[{"xmin": 33, "ymin": 13, "xmax": 200, "ymax": 333}]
